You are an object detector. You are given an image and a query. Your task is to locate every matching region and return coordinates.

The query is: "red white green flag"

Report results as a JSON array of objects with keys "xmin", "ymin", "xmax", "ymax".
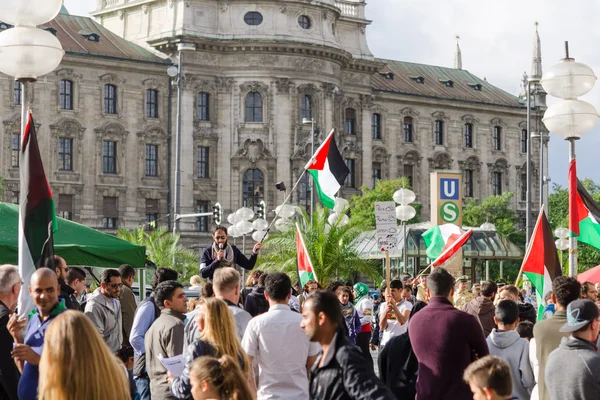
[
  {"xmin": 296, "ymin": 223, "xmax": 317, "ymax": 287},
  {"xmin": 521, "ymin": 209, "xmax": 561, "ymax": 320},
  {"xmin": 569, "ymin": 159, "xmax": 600, "ymax": 250},
  {"xmin": 18, "ymin": 111, "xmax": 57, "ymax": 315},
  {"xmin": 422, "ymin": 224, "xmax": 473, "ymax": 267},
  {"xmin": 305, "ymin": 129, "xmax": 349, "ymax": 209}
]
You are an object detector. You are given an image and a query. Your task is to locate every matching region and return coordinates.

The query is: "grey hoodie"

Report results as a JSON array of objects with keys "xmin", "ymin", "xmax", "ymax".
[
  {"xmin": 487, "ymin": 329, "xmax": 534, "ymax": 400},
  {"xmin": 84, "ymin": 288, "xmax": 123, "ymax": 352}
]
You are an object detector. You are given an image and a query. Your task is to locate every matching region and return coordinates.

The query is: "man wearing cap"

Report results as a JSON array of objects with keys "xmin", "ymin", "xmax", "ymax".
[
  {"xmin": 545, "ymin": 299, "xmax": 600, "ymax": 399},
  {"xmin": 453, "ymin": 275, "xmax": 472, "ymax": 309}
]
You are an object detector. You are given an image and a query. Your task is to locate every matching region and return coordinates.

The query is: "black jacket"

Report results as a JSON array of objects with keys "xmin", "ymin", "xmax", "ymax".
[
  {"xmin": 59, "ymin": 281, "xmax": 80, "ymax": 310},
  {"xmin": 244, "ymin": 286, "xmax": 269, "ymax": 317},
  {"xmin": 0, "ymin": 301, "xmax": 19, "ymax": 400},
  {"xmin": 309, "ymin": 330, "xmax": 395, "ymax": 400},
  {"xmin": 199, "ymin": 244, "xmax": 257, "ymax": 280},
  {"xmin": 378, "ymin": 332, "xmax": 418, "ymax": 400}
]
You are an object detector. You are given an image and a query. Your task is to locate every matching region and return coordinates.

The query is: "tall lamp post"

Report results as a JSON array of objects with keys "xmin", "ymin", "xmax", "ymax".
[
  {"xmin": 555, "ymin": 227, "xmax": 570, "ymax": 270},
  {"xmin": 541, "ymin": 43, "xmax": 599, "ymax": 277},
  {"xmin": 302, "ymin": 118, "xmax": 316, "ymax": 216},
  {"xmin": 393, "ymin": 188, "xmax": 416, "ymax": 274},
  {"xmin": 525, "ymin": 77, "xmax": 540, "ymax": 245}
]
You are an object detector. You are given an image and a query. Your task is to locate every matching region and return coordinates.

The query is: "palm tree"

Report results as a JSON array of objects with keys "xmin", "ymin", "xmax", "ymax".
[
  {"xmin": 116, "ymin": 226, "xmax": 199, "ymax": 282},
  {"xmin": 257, "ymin": 206, "xmax": 379, "ymax": 285}
]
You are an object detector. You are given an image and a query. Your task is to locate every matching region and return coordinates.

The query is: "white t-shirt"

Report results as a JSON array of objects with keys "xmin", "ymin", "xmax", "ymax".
[
  {"xmin": 242, "ymin": 304, "xmax": 321, "ymax": 400},
  {"xmin": 379, "ymin": 300, "xmax": 413, "ymax": 347}
]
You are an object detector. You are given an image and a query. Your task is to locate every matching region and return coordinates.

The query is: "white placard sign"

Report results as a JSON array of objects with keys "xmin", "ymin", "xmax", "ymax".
[{"xmin": 374, "ymin": 201, "xmax": 398, "ymax": 251}]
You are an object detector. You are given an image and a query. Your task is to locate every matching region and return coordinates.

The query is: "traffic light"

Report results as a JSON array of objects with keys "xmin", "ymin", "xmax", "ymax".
[
  {"xmin": 212, "ymin": 202, "xmax": 222, "ymax": 225},
  {"xmin": 257, "ymin": 200, "xmax": 266, "ymax": 219}
]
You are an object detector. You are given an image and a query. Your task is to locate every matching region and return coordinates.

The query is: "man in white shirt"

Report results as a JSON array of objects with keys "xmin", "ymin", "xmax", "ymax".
[
  {"xmin": 379, "ymin": 279, "xmax": 412, "ymax": 347},
  {"xmin": 242, "ymin": 272, "xmax": 320, "ymax": 400}
]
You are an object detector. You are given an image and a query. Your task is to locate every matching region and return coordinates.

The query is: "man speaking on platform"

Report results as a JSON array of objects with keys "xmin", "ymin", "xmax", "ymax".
[{"xmin": 200, "ymin": 225, "xmax": 262, "ymax": 280}]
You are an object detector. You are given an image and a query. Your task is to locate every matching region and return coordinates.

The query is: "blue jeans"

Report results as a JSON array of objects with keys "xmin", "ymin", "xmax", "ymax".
[{"xmin": 135, "ymin": 375, "xmax": 151, "ymax": 400}]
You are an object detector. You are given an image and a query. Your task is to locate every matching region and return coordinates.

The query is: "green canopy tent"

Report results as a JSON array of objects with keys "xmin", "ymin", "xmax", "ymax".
[{"xmin": 0, "ymin": 202, "xmax": 146, "ymax": 268}]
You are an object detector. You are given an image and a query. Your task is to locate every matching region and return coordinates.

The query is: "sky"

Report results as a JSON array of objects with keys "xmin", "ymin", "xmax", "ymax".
[{"xmin": 65, "ymin": 0, "xmax": 600, "ymax": 189}]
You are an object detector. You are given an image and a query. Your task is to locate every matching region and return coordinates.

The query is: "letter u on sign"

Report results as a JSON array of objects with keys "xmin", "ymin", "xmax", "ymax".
[{"xmin": 440, "ymin": 178, "xmax": 459, "ymax": 200}]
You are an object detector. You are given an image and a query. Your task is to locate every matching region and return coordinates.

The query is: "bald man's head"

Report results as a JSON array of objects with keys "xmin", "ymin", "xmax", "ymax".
[{"xmin": 30, "ymin": 268, "xmax": 60, "ymax": 316}]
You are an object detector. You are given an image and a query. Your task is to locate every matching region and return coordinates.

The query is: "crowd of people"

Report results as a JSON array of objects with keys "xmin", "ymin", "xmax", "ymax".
[{"xmin": 1, "ymin": 226, "xmax": 600, "ymax": 399}]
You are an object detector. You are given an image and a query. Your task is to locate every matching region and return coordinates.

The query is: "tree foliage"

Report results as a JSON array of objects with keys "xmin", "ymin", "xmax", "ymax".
[
  {"xmin": 348, "ymin": 177, "xmax": 421, "ymax": 228},
  {"xmin": 117, "ymin": 226, "xmax": 199, "ymax": 282},
  {"xmin": 548, "ymin": 179, "xmax": 600, "ymax": 272},
  {"xmin": 257, "ymin": 206, "xmax": 379, "ymax": 285}
]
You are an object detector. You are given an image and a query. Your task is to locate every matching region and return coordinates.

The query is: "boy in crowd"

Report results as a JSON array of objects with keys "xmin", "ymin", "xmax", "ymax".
[
  {"xmin": 463, "ymin": 355, "xmax": 513, "ymax": 400},
  {"xmin": 486, "ymin": 300, "xmax": 534, "ymax": 400},
  {"xmin": 337, "ymin": 287, "xmax": 360, "ymax": 344}
]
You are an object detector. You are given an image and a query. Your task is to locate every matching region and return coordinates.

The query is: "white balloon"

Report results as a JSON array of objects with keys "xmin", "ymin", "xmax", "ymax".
[
  {"xmin": 236, "ymin": 220, "xmax": 254, "ymax": 235},
  {"xmin": 236, "ymin": 207, "xmax": 255, "ymax": 221},
  {"xmin": 328, "ymin": 213, "xmax": 340, "ymax": 226},
  {"xmin": 228, "ymin": 225, "xmax": 241, "ymax": 238},
  {"xmin": 274, "ymin": 218, "xmax": 293, "ymax": 231},
  {"xmin": 324, "ymin": 224, "xmax": 331, "ymax": 234},
  {"xmin": 227, "ymin": 213, "xmax": 239, "ymax": 225},
  {"xmin": 252, "ymin": 230, "xmax": 268, "ymax": 242},
  {"xmin": 276, "ymin": 204, "xmax": 295, "ymax": 219},
  {"xmin": 333, "ymin": 197, "xmax": 349, "ymax": 213},
  {"xmin": 339, "ymin": 214, "xmax": 350, "ymax": 226},
  {"xmin": 252, "ymin": 218, "xmax": 269, "ymax": 231}
]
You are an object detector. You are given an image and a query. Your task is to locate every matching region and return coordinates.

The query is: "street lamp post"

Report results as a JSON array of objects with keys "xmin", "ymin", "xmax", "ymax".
[
  {"xmin": 393, "ymin": 188, "xmax": 416, "ymax": 274},
  {"xmin": 541, "ymin": 42, "xmax": 599, "ymax": 277},
  {"xmin": 555, "ymin": 227, "xmax": 570, "ymax": 270},
  {"xmin": 525, "ymin": 77, "xmax": 540, "ymax": 245},
  {"xmin": 302, "ymin": 118, "xmax": 315, "ymax": 216}
]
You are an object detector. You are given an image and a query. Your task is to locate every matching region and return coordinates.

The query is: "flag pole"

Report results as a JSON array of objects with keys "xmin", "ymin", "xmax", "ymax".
[
  {"xmin": 514, "ymin": 206, "xmax": 545, "ymax": 286},
  {"xmin": 260, "ymin": 169, "xmax": 307, "ymax": 242}
]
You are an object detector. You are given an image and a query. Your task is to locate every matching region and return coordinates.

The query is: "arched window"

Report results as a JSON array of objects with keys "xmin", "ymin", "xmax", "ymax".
[
  {"xmin": 403, "ymin": 117, "xmax": 413, "ymax": 142},
  {"xmin": 464, "ymin": 123, "xmax": 473, "ymax": 148},
  {"xmin": 301, "ymin": 95, "xmax": 312, "ymax": 120},
  {"xmin": 242, "ymin": 169, "xmax": 264, "ymax": 210},
  {"xmin": 245, "ymin": 92, "xmax": 263, "ymax": 122}
]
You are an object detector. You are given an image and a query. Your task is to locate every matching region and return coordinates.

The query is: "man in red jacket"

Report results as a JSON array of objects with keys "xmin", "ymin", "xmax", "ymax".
[{"xmin": 409, "ymin": 268, "xmax": 489, "ymax": 400}]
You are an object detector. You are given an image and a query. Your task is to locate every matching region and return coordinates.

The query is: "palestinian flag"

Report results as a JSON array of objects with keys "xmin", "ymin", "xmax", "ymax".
[
  {"xmin": 569, "ymin": 159, "xmax": 600, "ymax": 250},
  {"xmin": 422, "ymin": 223, "xmax": 473, "ymax": 266},
  {"xmin": 18, "ymin": 111, "xmax": 57, "ymax": 315},
  {"xmin": 296, "ymin": 223, "xmax": 317, "ymax": 286},
  {"xmin": 521, "ymin": 209, "xmax": 561, "ymax": 320},
  {"xmin": 305, "ymin": 129, "xmax": 349, "ymax": 209}
]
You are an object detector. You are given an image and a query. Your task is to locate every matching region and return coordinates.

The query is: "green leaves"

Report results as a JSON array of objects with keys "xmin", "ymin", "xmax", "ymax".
[{"xmin": 257, "ymin": 206, "xmax": 379, "ymax": 285}]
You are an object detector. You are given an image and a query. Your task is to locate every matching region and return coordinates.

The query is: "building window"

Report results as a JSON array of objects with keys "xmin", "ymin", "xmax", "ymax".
[
  {"xmin": 298, "ymin": 15, "xmax": 311, "ymax": 29},
  {"xmin": 244, "ymin": 11, "xmax": 263, "ymax": 26},
  {"xmin": 11, "ymin": 133, "xmax": 20, "ymax": 167},
  {"xmin": 372, "ymin": 113, "xmax": 382, "ymax": 140},
  {"xmin": 403, "ymin": 117, "xmax": 413, "ymax": 142},
  {"xmin": 59, "ymin": 80, "xmax": 73, "ymax": 110},
  {"xmin": 464, "ymin": 169, "xmax": 474, "ymax": 198},
  {"xmin": 493, "ymin": 172, "xmax": 502, "ymax": 195},
  {"xmin": 299, "ymin": 173, "xmax": 311, "ymax": 210},
  {"xmin": 197, "ymin": 146, "xmax": 209, "ymax": 178},
  {"xmin": 403, "ymin": 164, "xmax": 414, "ymax": 187},
  {"xmin": 13, "ymin": 81, "xmax": 22, "ymax": 105},
  {"xmin": 102, "ymin": 196, "xmax": 118, "ymax": 229},
  {"xmin": 242, "ymin": 169, "xmax": 264, "ymax": 211},
  {"xmin": 145, "ymin": 199, "xmax": 159, "ymax": 229},
  {"xmin": 102, "ymin": 141, "xmax": 117, "ymax": 174},
  {"xmin": 521, "ymin": 173, "xmax": 527, "ymax": 201},
  {"xmin": 372, "ymin": 163, "xmax": 381, "ymax": 188},
  {"xmin": 344, "ymin": 159, "xmax": 355, "ymax": 188},
  {"xmin": 245, "ymin": 92, "xmax": 263, "ymax": 122},
  {"xmin": 345, "ymin": 108, "xmax": 356, "ymax": 135},
  {"xmin": 58, "ymin": 137, "xmax": 73, "ymax": 171},
  {"xmin": 196, "ymin": 200, "xmax": 209, "ymax": 232},
  {"xmin": 464, "ymin": 123, "xmax": 473, "ymax": 148},
  {"xmin": 434, "ymin": 120, "xmax": 444, "ymax": 145},
  {"xmin": 58, "ymin": 194, "xmax": 73, "ymax": 220},
  {"xmin": 301, "ymin": 95, "xmax": 312, "ymax": 120},
  {"xmin": 521, "ymin": 129, "xmax": 528, "ymax": 153},
  {"xmin": 493, "ymin": 126, "xmax": 502, "ymax": 151},
  {"xmin": 11, "ymin": 191, "xmax": 19, "ymax": 204},
  {"xmin": 104, "ymin": 84, "xmax": 117, "ymax": 114},
  {"xmin": 198, "ymin": 92, "xmax": 210, "ymax": 121},
  {"xmin": 146, "ymin": 89, "xmax": 158, "ymax": 118},
  {"xmin": 145, "ymin": 144, "xmax": 158, "ymax": 177}
]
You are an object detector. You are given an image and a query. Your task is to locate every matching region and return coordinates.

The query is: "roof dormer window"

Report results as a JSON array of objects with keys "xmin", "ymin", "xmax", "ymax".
[
  {"xmin": 468, "ymin": 83, "xmax": 482, "ymax": 91},
  {"xmin": 0, "ymin": 22, "xmax": 11, "ymax": 30},
  {"xmin": 409, "ymin": 75, "xmax": 425, "ymax": 84},
  {"xmin": 380, "ymin": 72, "xmax": 394, "ymax": 80},
  {"xmin": 79, "ymin": 30, "xmax": 100, "ymax": 42},
  {"xmin": 439, "ymin": 78, "xmax": 454, "ymax": 87}
]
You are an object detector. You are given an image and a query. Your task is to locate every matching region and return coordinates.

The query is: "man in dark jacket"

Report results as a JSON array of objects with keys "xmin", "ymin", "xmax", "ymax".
[
  {"xmin": 409, "ymin": 267, "xmax": 489, "ymax": 400},
  {"xmin": 200, "ymin": 225, "xmax": 262, "ymax": 280},
  {"xmin": 244, "ymin": 272, "xmax": 269, "ymax": 317},
  {"xmin": 301, "ymin": 290, "xmax": 394, "ymax": 400},
  {"xmin": 0, "ymin": 265, "xmax": 21, "ymax": 400},
  {"xmin": 51, "ymin": 255, "xmax": 80, "ymax": 310},
  {"xmin": 461, "ymin": 280, "xmax": 497, "ymax": 336},
  {"xmin": 546, "ymin": 299, "xmax": 600, "ymax": 400},
  {"xmin": 119, "ymin": 264, "xmax": 138, "ymax": 347}
]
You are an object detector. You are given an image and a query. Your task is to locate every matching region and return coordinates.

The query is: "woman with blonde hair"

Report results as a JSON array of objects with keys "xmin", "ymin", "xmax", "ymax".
[
  {"xmin": 189, "ymin": 355, "xmax": 253, "ymax": 400},
  {"xmin": 170, "ymin": 297, "xmax": 256, "ymax": 398},
  {"xmin": 38, "ymin": 310, "xmax": 131, "ymax": 400}
]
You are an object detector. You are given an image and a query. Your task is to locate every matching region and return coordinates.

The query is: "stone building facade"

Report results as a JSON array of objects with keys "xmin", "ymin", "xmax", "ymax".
[{"xmin": 0, "ymin": 1, "xmax": 547, "ymax": 250}]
